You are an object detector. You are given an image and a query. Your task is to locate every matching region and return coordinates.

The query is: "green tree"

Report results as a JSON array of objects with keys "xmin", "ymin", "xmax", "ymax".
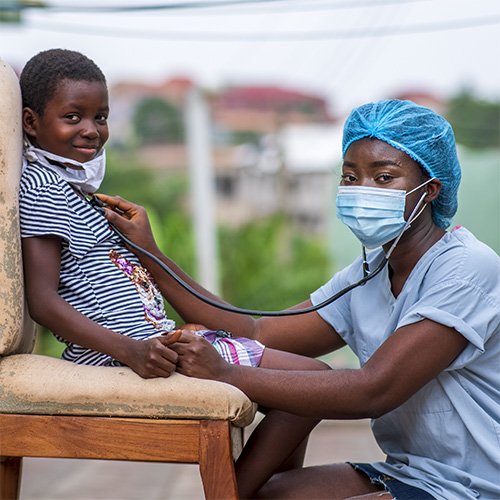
[
  {"xmin": 446, "ymin": 90, "xmax": 500, "ymax": 149},
  {"xmin": 219, "ymin": 215, "xmax": 331, "ymax": 313},
  {"xmin": 151, "ymin": 210, "xmax": 332, "ymax": 323},
  {"xmin": 100, "ymin": 149, "xmax": 188, "ymax": 216},
  {"xmin": 231, "ymin": 130, "xmax": 261, "ymax": 146},
  {"xmin": 133, "ymin": 97, "xmax": 185, "ymax": 145}
]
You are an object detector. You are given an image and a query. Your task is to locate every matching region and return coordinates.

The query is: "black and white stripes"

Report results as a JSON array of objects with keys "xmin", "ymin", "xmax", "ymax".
[{"xmin": 19, "ymin": 163, "xmax": 175, "ymax": 365}]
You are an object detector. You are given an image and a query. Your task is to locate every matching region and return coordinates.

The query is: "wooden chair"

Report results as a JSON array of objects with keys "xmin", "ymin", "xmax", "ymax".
[{"xmin": 0, "ymin": 59, "xmax": 255, "ymax": 500}]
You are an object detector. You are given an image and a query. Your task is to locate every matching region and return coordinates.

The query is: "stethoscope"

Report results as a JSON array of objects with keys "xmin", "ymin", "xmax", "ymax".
[{"xmin": 88, "ymin": 190, "xmax": 428, "ymax": 317}]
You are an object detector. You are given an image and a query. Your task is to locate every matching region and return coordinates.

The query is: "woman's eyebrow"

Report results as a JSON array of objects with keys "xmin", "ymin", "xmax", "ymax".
[{"xmin": 371, "ymin": 160, "xmax": 404, "ymax": 169}]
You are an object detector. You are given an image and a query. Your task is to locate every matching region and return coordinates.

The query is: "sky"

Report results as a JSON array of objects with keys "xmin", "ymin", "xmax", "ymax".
[{"xmin": 1, "ymin": 0, "xmax": 499, "ymax": 117}]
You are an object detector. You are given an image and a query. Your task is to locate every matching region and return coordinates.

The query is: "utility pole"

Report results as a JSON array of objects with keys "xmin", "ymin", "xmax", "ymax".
[{"xmin": 185, "ymin": 87, "xmax": 220, "ymax": 295}]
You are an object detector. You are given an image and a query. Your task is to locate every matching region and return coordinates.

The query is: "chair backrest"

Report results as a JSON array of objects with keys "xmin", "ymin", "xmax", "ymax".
[{"xmin": 0, "ymin": 59, "xmax": 37, "ymax": 356}]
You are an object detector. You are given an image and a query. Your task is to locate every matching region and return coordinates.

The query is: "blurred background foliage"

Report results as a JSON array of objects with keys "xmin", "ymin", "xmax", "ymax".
[
  {"xmin": 133, "ymin": 97, "xmax": 185, "ymax": 146},
  {"xmin": 446, "ymin": 89, "xmax": 500, "ymax": 149}
]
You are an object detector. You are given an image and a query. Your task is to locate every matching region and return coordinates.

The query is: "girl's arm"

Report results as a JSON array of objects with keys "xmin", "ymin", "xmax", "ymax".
[
  {"xmin": 22, "ymin": 234, "xmax": 179, "ymax": 378},
  {"xmin": 97, "ymin": 194, "xmax": 345, "ymax": 358},
  {"xmin": 172, "ymin": 318, "xmax": 468, "ymax": 419}
]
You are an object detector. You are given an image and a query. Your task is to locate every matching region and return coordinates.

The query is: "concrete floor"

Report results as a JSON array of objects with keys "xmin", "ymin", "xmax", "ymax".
[{"xmin": 19, "ymin": 419, "xmax": 385, "ymax": 500}]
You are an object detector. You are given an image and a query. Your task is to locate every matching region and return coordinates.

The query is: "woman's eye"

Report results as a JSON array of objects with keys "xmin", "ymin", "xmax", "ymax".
[
  {"xmin": 378, "ymin": 174, "xmax": 393, "ymax": 182},
  {"xmin": 341, "ymin": 174, "xmax": 356, "ymax": 183}
]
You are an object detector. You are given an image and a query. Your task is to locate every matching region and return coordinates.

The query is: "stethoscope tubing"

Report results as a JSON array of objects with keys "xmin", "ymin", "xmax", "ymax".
[
  {"xmin": 92, "ymin": 188, "xmax": 427, "ymax": 317},
  {"xmin": 104, "ymin": 212, "xmax": 388, "ymax": 317}
]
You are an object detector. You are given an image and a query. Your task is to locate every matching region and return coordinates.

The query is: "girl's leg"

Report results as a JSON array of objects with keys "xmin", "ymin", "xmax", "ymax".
[
  {"xmin": 236, "ymin": 409, "xmax": 320, "ymax": 498},
  {"xmin": 236, "ymin": 348, "xmax": 330, "ymax": 499}
]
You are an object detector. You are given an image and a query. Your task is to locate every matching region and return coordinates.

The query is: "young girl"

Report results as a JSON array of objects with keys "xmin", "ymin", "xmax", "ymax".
[{"xmin": 19, "ymin": 48, "xmax": 329, "ymax": 498}]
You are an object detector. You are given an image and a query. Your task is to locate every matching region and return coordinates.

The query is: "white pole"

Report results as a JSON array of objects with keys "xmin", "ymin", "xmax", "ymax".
[{"xmin": 185, "ymin": 87, "xmax": 220, "ymax": 295}]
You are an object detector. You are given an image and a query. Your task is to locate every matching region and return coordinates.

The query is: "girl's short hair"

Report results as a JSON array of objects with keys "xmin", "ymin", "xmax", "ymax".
[{"xmin": 20, "ymin": 49, "xmax": 107, "ymax": 116}]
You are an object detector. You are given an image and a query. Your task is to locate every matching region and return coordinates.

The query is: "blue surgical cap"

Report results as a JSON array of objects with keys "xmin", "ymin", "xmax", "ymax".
[{"xmin": 342, "ymin": 99, "xmax": 461, "ymax": 229}]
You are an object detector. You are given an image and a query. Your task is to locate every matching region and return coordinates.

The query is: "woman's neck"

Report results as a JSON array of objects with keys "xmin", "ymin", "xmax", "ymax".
[{"xmin": 386, "ymin": 218, "xmax": 446, "ymax": 297}]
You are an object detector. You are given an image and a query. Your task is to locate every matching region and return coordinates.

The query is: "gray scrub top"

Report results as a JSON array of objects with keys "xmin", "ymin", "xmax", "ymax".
[{"xmin": 311, "ymin": 227, "xmax": 500, "ymax": 500}]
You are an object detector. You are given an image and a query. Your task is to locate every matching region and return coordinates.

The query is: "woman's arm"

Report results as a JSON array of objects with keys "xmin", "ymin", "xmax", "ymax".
[
  {"xmin": 22, "ymin": 235, "xmax": 179, "ymax": 378},
  {"xmin": 97, "ymin": 194, "xmax": 345, "ymax": 358},
  {"xmin": 97, "ymin": 194, "xmax": 256, "ymax": 331},
  {"xmin": 172, "ymin": 318, "xmax": 468, "ymax": 419}
]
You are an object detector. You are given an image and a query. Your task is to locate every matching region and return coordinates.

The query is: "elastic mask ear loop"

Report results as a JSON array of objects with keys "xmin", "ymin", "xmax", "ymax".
[
  {"xmin": 401, "ymin": 176, "xmax": 435, "ymax": 231},
  {"xmin": 385, "ymin": 189, "xmax": 429, "ymax": 259},
  {"xmin": 406, "ymin": 177, "xmax": 435, "ymax": 197}
]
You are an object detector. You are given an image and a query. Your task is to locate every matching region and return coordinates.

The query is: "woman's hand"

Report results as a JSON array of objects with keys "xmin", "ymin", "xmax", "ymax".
[
  {"xmin": 95, "ymin": 194, "xmax": 159, "ymax": 256},
  {"xmin": 123, "ymin": 330, "xmax": 182, "ymax": 379},
  {"xmin": 170, "ymin": 331, "xmax": 233, "ymax": 381}
]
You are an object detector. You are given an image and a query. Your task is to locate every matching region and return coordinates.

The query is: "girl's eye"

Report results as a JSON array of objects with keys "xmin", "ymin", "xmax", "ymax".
[
  {"xmin": 96, "ymin": 114, "xmax": 108, "ymax": 123},
  {"xmin": 66, "ymin": 114, "xmax": 80, "ymax": 122}
]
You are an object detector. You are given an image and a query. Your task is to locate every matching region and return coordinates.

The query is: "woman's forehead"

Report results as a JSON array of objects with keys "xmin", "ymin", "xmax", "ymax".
[{"xmin": 344, "ymin": 138, "xmax": 420, "ymax": 170}]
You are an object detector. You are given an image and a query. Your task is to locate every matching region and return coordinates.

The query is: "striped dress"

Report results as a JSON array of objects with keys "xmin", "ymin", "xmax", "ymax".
[{"xmin": 19, "ymin": 162, "xmax": 264, "ymax": 367}]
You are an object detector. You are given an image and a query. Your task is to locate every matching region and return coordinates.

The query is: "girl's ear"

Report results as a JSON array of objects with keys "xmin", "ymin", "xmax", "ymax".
[
  {"xmin": 425, "ymin": 178, "xmax": 442, "ymax": 203},
  {"xmin": 22, "ymin": 107, "xmax": 39, "ymax": 137}
]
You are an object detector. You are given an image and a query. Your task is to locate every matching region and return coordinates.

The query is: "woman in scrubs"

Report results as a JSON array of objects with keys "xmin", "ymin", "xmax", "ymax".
[{"xmin": 99, "ymin": 100, "xmax": 500, "ymax": 500}]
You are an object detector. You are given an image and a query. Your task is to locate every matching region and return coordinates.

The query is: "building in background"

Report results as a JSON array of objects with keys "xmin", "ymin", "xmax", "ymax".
[{"xmin": 108, "ymin": 79, "xmax": 449, "ymax": 233}]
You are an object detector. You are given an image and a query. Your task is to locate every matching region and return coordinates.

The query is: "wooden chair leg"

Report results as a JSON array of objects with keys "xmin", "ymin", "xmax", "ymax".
[
  {"xmin": 0, "ymin": 456, "xmax": 22, "ymax": 500},
  {"xmin": 199, "ymin": 420, "xmax": 239, "ymax": 500}
]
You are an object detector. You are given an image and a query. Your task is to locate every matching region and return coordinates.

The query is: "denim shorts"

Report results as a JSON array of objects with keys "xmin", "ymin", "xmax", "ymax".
[{"xmin": 349, "ymin": 463, "xmax": 436, "ymax": 500}]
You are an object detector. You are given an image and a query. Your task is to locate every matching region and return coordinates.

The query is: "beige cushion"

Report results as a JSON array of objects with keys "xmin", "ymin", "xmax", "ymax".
[{"xmin": 0, "ymin": 354, "xmax": 256, "ymax": 427}]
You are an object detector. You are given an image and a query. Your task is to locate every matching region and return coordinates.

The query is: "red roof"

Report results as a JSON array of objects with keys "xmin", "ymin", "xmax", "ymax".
[{"xmin": 218, "ymin": 85, "xmax": 326, "ymax": 107}]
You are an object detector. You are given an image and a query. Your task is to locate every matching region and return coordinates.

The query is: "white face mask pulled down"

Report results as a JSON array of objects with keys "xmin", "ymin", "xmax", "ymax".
[{"xmin": 23, "ymin": 141, "xmax": 106, "ymax": 195}]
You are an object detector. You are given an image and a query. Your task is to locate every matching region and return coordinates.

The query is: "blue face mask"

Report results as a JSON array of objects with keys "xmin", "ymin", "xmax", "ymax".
[{"xmin": 336, "ymin": 179, "xmax": 434, "ymax": 249}]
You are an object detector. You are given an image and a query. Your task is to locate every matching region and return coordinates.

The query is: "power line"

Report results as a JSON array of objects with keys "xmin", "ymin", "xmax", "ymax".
[
  {"xmin": 31, "ymin": 0, "xmax": 290, "ymax": 12},
  {"xmin": 13, "ymin": 0, "xmax": 426, "ymax": 14},
  {"xmin": 26, "ymin": 14, "xmax": 500, "ymax": 41}
]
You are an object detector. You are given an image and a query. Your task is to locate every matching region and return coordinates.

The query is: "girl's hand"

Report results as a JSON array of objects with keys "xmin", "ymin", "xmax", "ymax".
[
  {"xmin": 123, "ymin": 330, "xmax": 182, "ymax": 379},
  {"xmin": 170, "ymin": 331, "xmax": 232, "ymax": 381}
]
